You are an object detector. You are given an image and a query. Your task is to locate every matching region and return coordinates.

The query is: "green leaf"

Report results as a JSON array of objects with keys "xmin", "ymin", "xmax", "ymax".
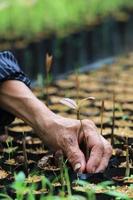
[{"xmin": 15, "ymin": 171, "xmax": 25, "ymax": 182}]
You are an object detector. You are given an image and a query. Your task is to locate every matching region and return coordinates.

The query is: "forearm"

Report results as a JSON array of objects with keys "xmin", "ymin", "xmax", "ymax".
[
  {"xmin": 0, "ymin": 80, "xmax": 112, "ymax": 172},
  {"xmin": 0, "ymin": 80, "xmax": 55, "ymax": 139}
]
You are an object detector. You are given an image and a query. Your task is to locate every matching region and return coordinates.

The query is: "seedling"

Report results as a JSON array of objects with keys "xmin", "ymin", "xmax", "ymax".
[
  {"xmin": 111, "ymin": 91, "xmax": 115, "ymax": 146},
  {"xmin": 100, "ymin": 100, "xmax": 104, "ymax": 136},
  {"xmin": 75, "ymin": 72, "xmax": 80, "ymax": 108},
  {"xmin": 4, "ymin": 127, "xmax": 15, "ymax": 173},
  {"xmin": 5, "ymin": 138, "xmax": 13, "ymax": 161},
  {"xmin": 22, "ymin": 132, "xmax": 28, "ymax": 177},
  {"xmin": 125, "ymin": 137, "xmax": 130, "ymax": 177},
  {"xmin": 45, "ymin": 53, "xmax": 53, "ymax": 106},
  {"xmin": 64, "ymin": 162, "xmax": 72, "ymax": 197},
  {"xmin": 60, "ymin": 97, "xmax": 95, "ymax": 120},
  {"xmin": 56, "ymin": 153, "xmax": 66, "ymax": 193},
  {"xmin": 60, "ymin": 96, "xmax": 95, "ymax": 162}
]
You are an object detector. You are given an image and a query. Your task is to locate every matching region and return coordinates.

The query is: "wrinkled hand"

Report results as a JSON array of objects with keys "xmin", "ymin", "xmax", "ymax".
[
  {"xmin": 38, "ymin": 116, "xmax": 112, "ymax": 173},
  {"xmin": 0, "ymin": 80, "xmax": 112, "ymax": 173}
]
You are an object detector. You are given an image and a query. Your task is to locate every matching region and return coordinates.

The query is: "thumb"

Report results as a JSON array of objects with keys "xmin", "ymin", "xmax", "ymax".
[{"xmin": 63, "ymin": 136, "xmax": 86, "ymax": 172}]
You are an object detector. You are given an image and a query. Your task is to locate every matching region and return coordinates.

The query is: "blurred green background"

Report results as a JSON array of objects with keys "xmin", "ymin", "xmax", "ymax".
[
  {"xmin": 0, "ymin": 0, "xmax": 132, "ymax": 40},
  {"xmin": 0, "ymin": 0, "xmax": 133, "ymax": 83}
]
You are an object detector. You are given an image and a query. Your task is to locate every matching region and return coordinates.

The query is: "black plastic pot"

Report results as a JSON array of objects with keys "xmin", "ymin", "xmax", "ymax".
[
  {"xmin": 0, "ymin": 169, "xmax": 13, "ymax": 185},
  {"xmin": 7, "ymin": 123, "xmax": 34, "ymax": 139},
  {"xmin": 3, "ymin": 159, "xmax": 22, "ymax": 173},
  {"xmin": 2, "ymin": 146, "xmax": 18, "ymax": 160},
  {"xmin": 105, "ymin": 167, "xmax": 133, "ymax": 185},
  {"xmin": 27, "ymin": 148, "xmax": 48, "ymax": 161},
  {"xmin": 15, "ymin": 137, "xmax": 43, "ymax": 149},
  {"xmin": 77, "ymin": 172, "xmax": 109, "ymax": 183},
  {"xmin": 37, "ymin": 154, "xmax": 61, "ymax": 177}
]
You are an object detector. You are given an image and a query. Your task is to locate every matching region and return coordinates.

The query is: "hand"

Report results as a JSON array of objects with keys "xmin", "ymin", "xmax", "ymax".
[
  {"xmin": 0, "ymin": 80, "xmax": 112, "ymax": 173},
  {"xmin": 37, "ymin": 116, "xmax": 112, "ymax": 173}
]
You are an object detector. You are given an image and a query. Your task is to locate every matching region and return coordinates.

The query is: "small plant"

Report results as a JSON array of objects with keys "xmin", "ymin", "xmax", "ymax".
[
  {"xmin": 4, "ymin": 126, "xmax": 13, "ymax": 161},
  {"xmin": 22, "ymin": 132, "xmax": 28, "ymax": 176},
  {"xmin": 45, "ymin": 53, "xmax": 53, "ymax": 106},
  {"xmin": 111, "ymin": 91, "xmax": 115, "ymax": 146},
  {"xmin": 5, "ymin": 138, "xmax": 13, "ymax": 161},
  {"xmin": 58, "ymin": 155, "xmax": 66, "ymax": 193},
  {"xmin": 125, "ymin": 137, "xmax": 130, "ymax": 177},
  {"xmin": 60, "ymin": 96, "xmax": 95, "ymax": 161},
  {"xmin": 100, "ymin": 100, "xmax": 104, "ymax": 136},
  {"xmin": 75, "ymin": 71, "xmax": 80, "ymax": 107},
  {"xmin": 12, "ymin": 172, "xmax": 28, "ymax": 200},
  {"xmin": 64, "ymin": 161, "xmax": 72, "ymax": 197},
  {"xmin": 0, "ymin": 172, "xmax": 27, "ymax": 200},
  {"xmin": 60, "ymin": 96, "xmax": 95, "ymax": 121}
]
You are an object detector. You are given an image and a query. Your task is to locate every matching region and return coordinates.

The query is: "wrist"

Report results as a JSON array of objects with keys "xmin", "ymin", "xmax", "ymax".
[{"xmin": 33, "ymin": 100, "xmax": 57, "ymax": 134}]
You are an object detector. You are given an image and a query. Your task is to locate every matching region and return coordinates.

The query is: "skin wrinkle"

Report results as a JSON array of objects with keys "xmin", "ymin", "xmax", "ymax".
[
  {"xmin": 66, "ymin": 119, "xmax": 109, "ymax": 173},
  {"xmin": 61, "ymin": 130, "xmax": 86, "ymax": 171},
  {"xmin": 68, "ymin": 137, "xmax": 75, "ymax": 145},
  {"xmin": 0, "ymin": 80, "xmax": 112, "ymax": 173}
]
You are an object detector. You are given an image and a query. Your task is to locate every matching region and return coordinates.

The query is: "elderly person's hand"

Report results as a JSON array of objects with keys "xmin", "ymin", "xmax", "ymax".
[
  {"xmin": 0, "ymin": 80, "xmax": 112, "ymax": 173},
  {"xmin": 36, "ymin": 115, "xmax": 112, "ymax": 173}
]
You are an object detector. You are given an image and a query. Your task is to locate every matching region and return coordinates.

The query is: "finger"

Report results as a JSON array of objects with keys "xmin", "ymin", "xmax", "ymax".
[
  {"xmin": 82, "ymin": 120, "xmax": 104, "ymax": 173},
  {"xmin": 95, "ymin": 155, "xmax": 110, "ymax": 173},
  {"xmin": 63, "ymin": 135, "xmax": 86, "ymax": 173},
  {"xmin": 95, "ymin": 137, "xmax": 112, "ymax": 173},
  {"xmin": 86, "ymin": 143, "xmax": 104, "ymax": 173}
]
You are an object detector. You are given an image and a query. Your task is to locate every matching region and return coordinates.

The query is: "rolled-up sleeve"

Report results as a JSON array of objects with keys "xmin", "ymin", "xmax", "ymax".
[
  {"xmin": 0, "ymin": 51, "xmax": 31, "ymax": 128},
  {"xmin": 0, "ymin": 51, "xmax": 31, "ymax": 86}
]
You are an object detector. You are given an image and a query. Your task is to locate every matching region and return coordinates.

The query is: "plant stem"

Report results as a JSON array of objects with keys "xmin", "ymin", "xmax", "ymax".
[
  {"xmin": 125, "ymin": 137, "xmax": 130, "ymax": 177},
  {"xmin": 22, "ymin": 132, "xmax": 28, "ymax": 177},
  {"xmin": 111, "ymin": 91, "xmax": 115, "ymax": 146},
  {"xmin": 46, "ymin": 72, "xmax": 49, "ymax": 106},
  {"xmin": 64, "ymin": 166, "xmax": 72, "ymax": 197},
  {"xmin": 77, "ymin": 109, "xmax": 80, "ymax": 120},
  {"xmin": 114, "ymin": 135, "xmax": 133, "ymax": 156},
  {"xmin": 45, "ymin": 53, "xmax": 52, "ymax": 106},
  {"xmin": 100, "ymin": 100, "xmax": 104, "ymax": 136},
  {"xmin": 59, "ymin": 156, "xmax": 65, "ymax": 193},
  {"xmin": 75, "ymin": 72, "xmax": 80, "ymax": 106}
]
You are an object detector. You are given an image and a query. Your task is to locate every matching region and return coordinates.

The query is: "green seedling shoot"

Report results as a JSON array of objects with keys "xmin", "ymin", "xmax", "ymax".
[
  {"xmin": 45, "ymin": 53, "xmax": 53, "ymax": 106},
  {"xmin": 5, "ymin": 126, "xmax": 14, "ymax": 165},
  {"xmin": 6, "ymin": 139, "xmax": 13, "ymax": 161},
  {"xmin": 59, "ymin": 154, "xmax": 65, "ymax": 193}
]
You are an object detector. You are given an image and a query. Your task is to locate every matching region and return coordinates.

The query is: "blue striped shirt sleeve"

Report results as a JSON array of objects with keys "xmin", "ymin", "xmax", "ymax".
[
  {"xmin": 0, "ymin": 51, "xmax": 31, "ymax": 86},
  {"xmin": 0, "ymin": 51, "xmax": 31, "ymax": 128}
]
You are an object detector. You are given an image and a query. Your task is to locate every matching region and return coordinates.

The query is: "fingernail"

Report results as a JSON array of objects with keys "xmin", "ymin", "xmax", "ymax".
[{"xmin": 74, "ymin": 163, "xmax": 81, "ymax": 172}]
